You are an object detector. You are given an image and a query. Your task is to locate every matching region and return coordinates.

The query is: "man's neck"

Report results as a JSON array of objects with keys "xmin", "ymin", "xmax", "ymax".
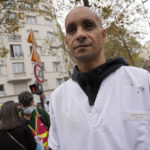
[{"xmin": 77, "ymin": 57, "xmax": 106, "ymax": 72}]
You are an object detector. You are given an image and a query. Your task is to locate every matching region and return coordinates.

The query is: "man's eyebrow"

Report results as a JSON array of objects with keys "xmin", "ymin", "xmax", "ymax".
[
  {"xmin": 82, "ymin": 19, "xmax": 95, "ymax": 24},
  {"xmin": 66, "ymin": 22, "xmax": 76, "ymax": 29}
]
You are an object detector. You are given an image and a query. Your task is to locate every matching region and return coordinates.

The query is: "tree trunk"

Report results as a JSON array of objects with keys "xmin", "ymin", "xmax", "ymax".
[
  {"xmin": 122, "ymin": 34, "xmax": 135, "ymax": 66},
  {"xmin": 83, "ymin": 0, "xmax": 89, "ymax": 7}
]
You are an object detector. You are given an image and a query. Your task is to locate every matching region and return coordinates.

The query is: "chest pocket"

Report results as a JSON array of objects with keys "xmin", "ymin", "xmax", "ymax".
[{"xmin": 122, "ymin": 111, "xmax": 150, "ymax": 150}]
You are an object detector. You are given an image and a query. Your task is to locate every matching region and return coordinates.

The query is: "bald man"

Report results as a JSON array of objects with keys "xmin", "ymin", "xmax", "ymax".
[{"xmin": 48, "ymin": 6, "xmax": 150, "ymax": 150}]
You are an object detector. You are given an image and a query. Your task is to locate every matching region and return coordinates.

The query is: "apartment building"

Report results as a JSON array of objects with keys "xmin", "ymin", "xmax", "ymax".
[
  {"xmin": 140, "ymin": 40, "xmax": 150, "ymax": 60},
  {"xmin": 0, "ymin": 1, "xmax": 70, "ymax": 103}
]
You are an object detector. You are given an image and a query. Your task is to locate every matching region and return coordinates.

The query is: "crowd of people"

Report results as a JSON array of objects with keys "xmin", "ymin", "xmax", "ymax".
[
  {"xmin": 0, "ymin": 91, "xmax": 50, "ymax": 150},
  {"xmin": 0, "ymin": 6, "xmax": 150, "ymax": 150}
]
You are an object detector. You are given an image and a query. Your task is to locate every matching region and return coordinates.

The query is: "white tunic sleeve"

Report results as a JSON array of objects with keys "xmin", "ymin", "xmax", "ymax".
[
  {"xmin": 145, "ymin": 71, "xmax": 150, "ymax": 149},
  {"xmin": 48, "ymin": 96, "xmax": 60, "ymax": 150}
]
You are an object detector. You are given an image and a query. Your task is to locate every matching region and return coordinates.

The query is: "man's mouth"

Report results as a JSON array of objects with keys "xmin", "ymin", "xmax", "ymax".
[{"xmin": 75, "ymin": 44, "xmax": 91, "ymax": 50}]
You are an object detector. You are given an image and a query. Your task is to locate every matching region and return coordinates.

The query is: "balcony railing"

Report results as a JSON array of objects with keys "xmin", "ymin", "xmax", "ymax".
[
  {"xmin": 7, "ymin": 72, "xmax": 32, "ymax": 83},
  {"xmin": 8, "ymin": 35, "xmax": 21, "ymax": 42}
]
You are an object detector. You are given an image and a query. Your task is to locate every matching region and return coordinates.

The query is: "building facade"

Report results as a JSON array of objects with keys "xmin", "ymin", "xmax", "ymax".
[
  {"xmin": 140, "ymin": 41, "xmax": 150, "ymax": 60},
  {"xmin": 0, "ymin": 1, "xmax": 70, "ymax": 103}
]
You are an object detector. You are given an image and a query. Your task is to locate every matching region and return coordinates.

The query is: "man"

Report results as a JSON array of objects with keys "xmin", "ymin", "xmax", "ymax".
[
  {"xmin": 18, "ymin": 91, "xmax": 50, "ymax": 150},
  {"xmin": 143, "ymin": 60, "xmax": 150, "ymax": 72},
  {"xmin": 48, "ymin": 6, "xmax": 150, "ymax": 150}
]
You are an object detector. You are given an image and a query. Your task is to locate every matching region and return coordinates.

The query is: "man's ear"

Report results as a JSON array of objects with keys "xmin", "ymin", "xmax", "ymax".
[
  {"xmin": 102, "ymin": 29, "xmax": 106, "ymax": 43},
  {"xmin": 148, "ymin": 66, "xmax": 150, "ymax": 72},
  {"xmin": 65, "ymin": 35, "xmax": 68, "ymax": 46}
]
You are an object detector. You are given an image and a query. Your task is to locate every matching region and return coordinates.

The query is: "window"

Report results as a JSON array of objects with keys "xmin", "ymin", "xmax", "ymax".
[
  {"xmin": 33, "ymin": 31, "xmax": 39, "ymax": 38},
  {"xmin": 8, "ymin": 13, "xmax": 16, "ymax": 20},
  {"xmin": 24, "ymin": 3, "xmax": 31, "ymax": 9},
  {"xmin": 14, "ymin": 82, "xmax": 28, "ymax": 94},
  {"xmin": 43, "ymin": 81, "xmax": 49, "ymax": 90},
  {"xmin": 27, "ymin": 16, "xmax": 37, "ymax": 24},
  {"xmin": 10, "ymin": 45, "xmax": 23, "ymax": 58},
  {"xmin": 27, "ymin": 30, "xmax": 39, "ymax": 39},
  {"xmin": 47, "ymin": 32, "xmax": 53, "ymax": 40},
  {"xmin": 30, "ymin": 46, "xmax": 42, "ymax": 55},
  {"xmin": 56, "ymin": 78, "xmax": 63, "ymax": 87},
  {"xmin": 42, "ymin": 5, "xmax": 49, "ymax": 11},
  {"xmin": 24, "ymin": 3, "xmax": 33, "ymax": 9},
  {"xmin": 53, "ymin": 62, "xmax": 60, "ymax": 72},
  {"xmin": 45, "ymin": 18, "xmax": 51, "ymax": 26},
  {"xmin": 3, "ymin": 0, "xmax": 15, "ymax": 8},
  {"xmin": 37, "ymin": 46, "xmax": 42, "ymax": 55},
  {"xmin": 51, "ymin": 49, "xmax": 57, "ymax": 55},
  {"xmin": 0, "ymin": 85, "xmax": 5, "ymax": 96},
  {"xmin": 6, "ymin": 12, "xmax": 18, "ymax": 23},
  {"xmin": 8, "ymin": 34, "xmax": 21, "ymax": 42},
  {"xmin": 40, "ymin": 62, "xmax": 45, "ymax": 71},
  {"xmin": 13, "ymin": 62, "xmax": 25, "ymax": 73},
  {"xmin": 30, "ymin": 46, "xmax": 33, "ymax": 54}
]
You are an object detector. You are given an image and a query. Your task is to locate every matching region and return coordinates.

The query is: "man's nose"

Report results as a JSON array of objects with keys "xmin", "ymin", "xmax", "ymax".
[{"xmin": 76, "ymin": 27, "xmax": 87, "ymax": 42}]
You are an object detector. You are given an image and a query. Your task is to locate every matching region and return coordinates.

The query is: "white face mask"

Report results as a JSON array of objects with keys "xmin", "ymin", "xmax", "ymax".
[{"xmin": 23, "ymin": 105, "xmax": 34, "ymax": 114}]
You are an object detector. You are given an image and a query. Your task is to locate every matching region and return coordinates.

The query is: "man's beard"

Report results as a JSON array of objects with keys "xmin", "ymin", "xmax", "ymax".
[{"xmin": 74, "ymin": 50, "xmax": 101, "ymax": 62}]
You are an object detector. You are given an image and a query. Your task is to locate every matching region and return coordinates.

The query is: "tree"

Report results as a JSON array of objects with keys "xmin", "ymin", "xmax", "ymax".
[
  {"xmin": 104, "ymin": 22, "xmax": 143, "ymax": 66},
  {"xmin": 0, "ymin": 0, "xmax": 40, "ymax": 58},
  {"xmin": 83, "ymin": 0, "xmax": 89, "ymax": 7},
  {"xmin": 41, "ymin": 2, "xmax": 75, "ymax": 77}
]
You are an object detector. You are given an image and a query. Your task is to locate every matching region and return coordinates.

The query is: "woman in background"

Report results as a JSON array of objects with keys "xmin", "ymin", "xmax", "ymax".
[{"xmin": 0, "ymin": 101, "xmax": 37, "ymax": 150}]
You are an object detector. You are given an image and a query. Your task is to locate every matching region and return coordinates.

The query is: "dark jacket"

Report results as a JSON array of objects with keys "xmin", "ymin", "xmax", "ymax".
[{"xmin": 0, "ymin": 123, "xmax": 37, "ymax": 150}]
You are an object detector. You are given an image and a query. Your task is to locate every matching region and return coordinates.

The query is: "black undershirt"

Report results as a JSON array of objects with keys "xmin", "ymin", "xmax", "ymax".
[{"xmin": 72, "ymin": 57, "xmax": 128, "ymax": 106}]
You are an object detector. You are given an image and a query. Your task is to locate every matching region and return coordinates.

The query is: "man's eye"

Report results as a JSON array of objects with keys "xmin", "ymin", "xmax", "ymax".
[
  {"xmin": 67, "ymin": 27, "xmax": 76, "ymax": 34},
  {"xmin": 85, "ymin": 23, "xmax": 94, "ymax": 29}
]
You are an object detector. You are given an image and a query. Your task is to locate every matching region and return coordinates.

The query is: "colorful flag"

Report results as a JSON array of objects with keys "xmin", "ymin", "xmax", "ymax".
[
  {"xmin": 31, "ymin": 47, "xmax": 41, "ymax": 63},
  {"xmin": 27, "ymin": 29, "xmax": 37, "ymax": 47}
]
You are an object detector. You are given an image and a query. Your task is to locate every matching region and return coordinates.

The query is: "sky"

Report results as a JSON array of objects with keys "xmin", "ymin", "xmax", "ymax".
[{"xmin": 53, "ymin": 0, "xmax": 150, "ymax": 46}]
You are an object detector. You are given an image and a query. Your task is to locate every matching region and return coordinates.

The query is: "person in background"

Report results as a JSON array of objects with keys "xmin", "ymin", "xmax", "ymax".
[
  {"xmin": 143, "ymin": 60, "xmax": 150, "ymax": 72},
  {"xmin": 18, "ymin": 91, "xmax": 50, "ymax": 150},
  {"xmin": 36, "ymin": 102, "xmax": 42, "ymax": 108},
  {"xmin": 48, "ymin": 6, "xmax": 150, "ymax": 150},
  {"xmin": 0, "ymin": 101, "xmax": 36, "ymax": 150}
]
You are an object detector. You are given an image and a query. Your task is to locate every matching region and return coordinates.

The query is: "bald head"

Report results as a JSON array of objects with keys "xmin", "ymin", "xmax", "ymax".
[
  {"xmin": 65, "ymin": 6, "xmax": 102, "ymax": 30},
  {"xmin": 64, "ymin": 6, "xmax": 106, "ymax": 72}
]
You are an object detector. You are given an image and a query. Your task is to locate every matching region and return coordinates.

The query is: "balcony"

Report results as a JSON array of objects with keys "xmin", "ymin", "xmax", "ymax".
[
  {"xmin": 8, "ymin": 35, "xmax": 21, "ymax": 42},
  {"xmin": 7, "ymin": 72, "xmax": 32, "ymax": 83}
]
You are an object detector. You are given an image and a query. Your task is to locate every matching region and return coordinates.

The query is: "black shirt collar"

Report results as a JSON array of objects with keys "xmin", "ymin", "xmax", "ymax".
[{"xmin": 72, "ymin": 57, "xmax": 128, "ymax": 106}]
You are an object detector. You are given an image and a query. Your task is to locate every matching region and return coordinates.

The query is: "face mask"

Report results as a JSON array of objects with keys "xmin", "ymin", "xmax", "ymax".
[{"xmin": 23, "ymin": 105, "xmax": 34, "ymax": 114}]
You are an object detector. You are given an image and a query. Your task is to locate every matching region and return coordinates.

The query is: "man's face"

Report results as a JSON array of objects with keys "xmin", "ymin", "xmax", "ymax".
[
  {"xmin": 20, "ymin": 100, "xmax": 34, "ymax": 114},
  {"xmin": 20, "ymin": 100, "xmax": 34, "ymax": 109},
  {"xmin": 65, "ymin": 7, "xmax": 106, "ymax": 63}
]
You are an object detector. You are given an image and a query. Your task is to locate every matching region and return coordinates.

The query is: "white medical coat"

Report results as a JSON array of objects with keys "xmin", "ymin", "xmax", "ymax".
[{"xmin": 48, "ymin": 66, "xmax": 150, "ymax": 150}]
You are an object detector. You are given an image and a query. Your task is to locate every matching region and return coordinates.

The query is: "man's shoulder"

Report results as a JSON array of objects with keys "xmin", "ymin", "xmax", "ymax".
[
  {"xmin": 116, "ymin": 66, "xmax": 150, "ymax": 82},
  {"xmin": 51, "ymin": 78, "xmax": 73, "ymax": 95},
  {"xmin": 120, "ymin": 66, "xmax": 148, "ymax": 73},
  {"xmin": 49, "ymin": 78, "xmax": 77, "ymax": 104}
]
